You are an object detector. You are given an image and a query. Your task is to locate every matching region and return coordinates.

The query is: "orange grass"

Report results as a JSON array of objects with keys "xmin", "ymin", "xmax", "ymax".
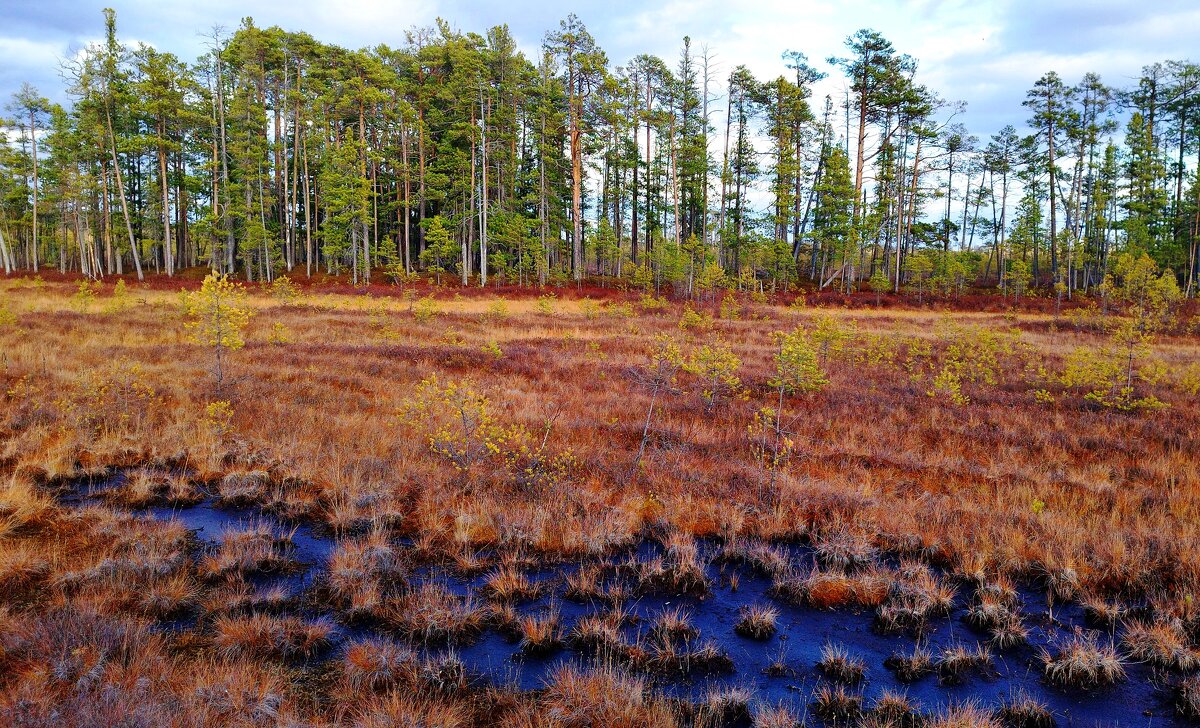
[{"xmin": 2, "ymin": 279, "xmax": 1200, "ymax": 724}]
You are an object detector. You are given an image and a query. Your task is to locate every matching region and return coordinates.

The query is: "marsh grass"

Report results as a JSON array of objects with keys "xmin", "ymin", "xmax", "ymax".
[
  {"xmin": 1039, "ymin": 634, "xmax": 1126, "ymax": 690},
  {"xmin": 2, "ymin": 280, "xmax": 1199, "ymax": 724}
]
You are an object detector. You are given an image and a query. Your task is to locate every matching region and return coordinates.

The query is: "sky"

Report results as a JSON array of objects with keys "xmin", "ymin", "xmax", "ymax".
[{"xmin": 2, "ymin": 0, "xmax": 1198, "ymax": 141}]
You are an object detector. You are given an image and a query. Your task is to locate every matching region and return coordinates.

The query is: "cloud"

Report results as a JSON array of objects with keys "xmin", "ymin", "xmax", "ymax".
[{"xmin": 0, "ymin": 0, "xmax": 1194, "ymax": 142}]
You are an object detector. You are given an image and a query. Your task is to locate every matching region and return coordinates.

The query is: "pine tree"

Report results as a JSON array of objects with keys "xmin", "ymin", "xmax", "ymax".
[
  {"xmin": 812, "ymin": 146, "xmax": 855, "ymax": 288},
  {"xmin": 544, "ymin": 15, "xmax": 606, "ymax": 282}
]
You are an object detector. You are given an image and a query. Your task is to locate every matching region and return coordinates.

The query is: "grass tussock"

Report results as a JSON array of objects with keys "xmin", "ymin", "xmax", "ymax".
[
  {"xmin": 885, "ymin": 645, "xmax": 936, "ymax": 683},
  {"xmin": 199, "ymin": 520, "xmax": 297, "ymax": 579},
  {"xmin": 818, "ymin": 642, "xmax": 867, "ymax": 684},
  {"xmin": 734, "ymin": 603, "xmax": 780, "ymax": 639},
  {"xmin": 995, "ymin": 693, "xmax": 1056, "ymax": 728},
  {"xmin": 754, "ymin": 703, "xmax": 800, "ymax": 728},
  {"xmin": 935, "ymin": 644, "xmax": 993, "ymax": 686},
  {"xmin": 212, "ymin": 613, "xmax": 332, "ymax": 661},
  {"xmin": 812, "ymin": 683, "xmax": 864, "ymax": 724},
  {"xmin": 342, "ymin": 637, "xmax": 418, "ymax": 691},
  {"xmin": 541, "ymin": 663, "xmax": 677, "ymax": 728},
  {"xmin": 1178, "ymin": 675, "xmax": 1200, "ymax": 720},
  {"xmin": 775, "ymin": 567, "xmax": 890, "ymax": 610},
  {"xmin": 867, "ymin": 690, "xmax": 923, "ymax": 728},
  {"xmin": 518, "ymin": 605, "xmax": 564, "ymax": 656},
  {"xmin": 1121, "ymin": 620, "xmax": 1200, "ymax": 671},
  {"xmin": 1040, "ymin": 634, "xmax": 1126, "ymax": 690},
  {"xmin": 381, "ymin": 582, "xmax": 487, "ymax": 645},
  {"xmin": 927, "ymin": 701, "xmax": 1003, "ymax": 728}
]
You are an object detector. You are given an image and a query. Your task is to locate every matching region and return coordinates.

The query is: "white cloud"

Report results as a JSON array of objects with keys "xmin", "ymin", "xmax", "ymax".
[
  {"xmin": 0, "ymin": 36, "xmax": 65, "ymax": 71},
  {"xmin": 1, "ymin": 0, "xmax": 1195, "ymax": 140}
]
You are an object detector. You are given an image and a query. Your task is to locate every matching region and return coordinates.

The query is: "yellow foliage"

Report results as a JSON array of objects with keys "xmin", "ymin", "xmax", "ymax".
[
  {"xmin": 0, "ymin": 298, "xmax": 17, "ymax": 327},
  {"xmin": 72, "ymin": 279, "xmax": 99, "ymax": 312},
  {"xmin": 484, "ymin": 300, "xmax": 509, "ymax": 323},
  {"xmin": 536, "ymin": 293, "xmax": 557, "ymax": 315},
  {"xmin": 481, "ymin": 340, "xmax": 503, "ymax": 359},
  {"xmin": 185, "ymin": 274, "xmax": 251, "ymax": 353},
  {"xmin": 1060, "ymin": 324, "xmax": 1167, "ymax": 411},
  {"xmin": 61, "ymin": 360, "xmax": 161, "ymax": 438},
  {"xmin": 770, "ymin": 327, "xmax": 828, "ymax": 396},
  {"xmin": 926, "ymin": 321, "xmax": 1014, "ymax": 406},
  {"xmin": 413, "ymin": 295, "xmax": 439, "ymax": 322},
  {"xmin": 184, "ymin": 274, "xmax": 252, "ymax": 387},
  {"xmin": 720, "ymin": 292, "xmax": 742, "ymax": 321},
  {"xmin": 678, "ymin": 305, "xmax": 713, "ymax": 332},
  {"xmin": 683, "ymin": 341, "xmax": 744, "ymax": 411},
  {"xmin": 270, "ymin": 275, "xmax": 302, "ymax": 306},
  {"xmin": 204, "ymin": 400, "xmax": 235, "ymax": 439},
  {"xmin": 268, "ymin": 322, "xmax": 292, "ymax": 345}
]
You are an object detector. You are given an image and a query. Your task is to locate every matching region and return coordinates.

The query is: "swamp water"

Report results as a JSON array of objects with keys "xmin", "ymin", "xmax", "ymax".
[{"xmin": 62, "ymin": 477, "xmax": 1189, "ymax": 727}]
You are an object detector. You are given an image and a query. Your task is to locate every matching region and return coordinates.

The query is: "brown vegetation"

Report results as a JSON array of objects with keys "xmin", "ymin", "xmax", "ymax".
[{"xmin": 2, "ymin": 277, "xmax": 1198, "ymax": 725}]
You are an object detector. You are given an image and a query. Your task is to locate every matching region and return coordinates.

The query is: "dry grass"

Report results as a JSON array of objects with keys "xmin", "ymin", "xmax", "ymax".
[
  {"xmin": 1040, "ymin": 634, "xmax": 1126, "ymax": 690},
  {"xmin": 212, "ymin": 612, "xmax": 333, "ymax": 661},
  {"xmin": 1178, "ymin": 675, "xmax": 1200, "ymax": 720},
  {"xmin": 867, "ymin": 689, "xmax": 923, "ymax": 727},
  {"xmin": 812, "ymin": 683, "xmax": 864, "ymax": 723},
  {"xmin": 996, "ymin": 692, "xmax": 1056, "ymax": 728},
  {"xmin": 818, "ymin": 642, "xmax": 868, "ymax": 685},
  {"xmin": 754, "ymin": 703, "xmax": 799, "ymax": 728},
  {"xmin": 1121, "ymin": 620, "xmax": 1200, "ymax": 671},
  {"xmin": 342, "ymin": 637, "xmax": 418, "ymax": 691},
  {"xmin": 935, "ymin": 644, "xmax": 993, "ymax": 686},
  {"xmin": 518, "ymin": 604, "xmax": 564, "ymax": 655},
  {"xmin": 199, "ymin": 520, "xmax": 297, "ymax": 579},
  {"xmin": 381, "ymin": 582, "xmax": 487, "ymax": 645},
  {"xmin": 926, "ymin": 701, "xmax": 1003, "ymax": 728},
  {"xmin": 2, "ymin": 278, "xmax": 1199, "ymax": 724},
  {"xmin": 482, "ymin": 565, "xmax": 541, "ymax": 602},
  {"xmin": 734, "ymin": 603, "xmax": 780, "ymax": 639},
  {"xmin": 885, "ymin": 645, "xmax": 936, "ymax": 683},
  {"xmin": 541, "ymin": 663, "xmax": 677, "ymax": 727}
]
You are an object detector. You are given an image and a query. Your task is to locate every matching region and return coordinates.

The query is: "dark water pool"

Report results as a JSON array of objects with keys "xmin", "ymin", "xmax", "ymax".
[{"xmin": 63, "ymin": 479, "xmax": 1189, "ymax": 726}]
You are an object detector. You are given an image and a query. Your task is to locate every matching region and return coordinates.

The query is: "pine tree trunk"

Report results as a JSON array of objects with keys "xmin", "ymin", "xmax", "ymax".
[
  {"xmin": 107, "ymin": 107, "xmax": 144, "ymax": 280},
  {"xmin": 29, "ymin": 109, "xmax": 39, "ymax": 272},
  {"xmin": 158, "ymin": 120, "xmax": 173, "ymax": 276}
]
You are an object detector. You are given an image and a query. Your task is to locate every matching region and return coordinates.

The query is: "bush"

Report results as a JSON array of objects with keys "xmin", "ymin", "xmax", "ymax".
[
  {"xmin": 678, "ymin": 305, "xmax": 713, "ymax": 332},
  {"xmin": 270, "ymin": 275, "xmax": 302, "ymax": 305},
  {"xmin": 413, "ymin": 295, "xmax": 438, "ymax": 322}
]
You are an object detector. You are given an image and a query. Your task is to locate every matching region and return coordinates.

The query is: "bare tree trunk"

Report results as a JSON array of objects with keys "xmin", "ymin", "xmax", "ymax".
[
  {"xmin": 418, "ymin": 109, "xmax": 427, "ymax": 258},
  {"xmin": 213, "ymin": 36, "xmax": 235, "ymax": 274},
  {"xmin": 571, "ymin": 91, "xmax": 584, "ymax": 282},
  {"xmin": 539, "ymin": 101, "xmax": 548, "ymax": 287},
  {"xmin": 158, "ymin": 120, "xmax": 173, "ymax": 276},
  {"xmin": 303, "ymin": 123, "xmax": 313, "ymax": 277},
  {"xmin": 480, "ymin": 88, "xmax": 489, "ymax": 286},
  {"xmin": 106, "ymin": 106, "xmax": 144, "ymax": 280},
  {"xmin": 0, "ymin": 212, "xmax": 12, "ymax": 274},
  {"xmin": 717, "ymin": 85, "xmax": 733, "ymax": 265},
  {"xmin": 897, "ymin": 135, "xmax": 923, "ymax": 293},
  {"xmin": 29, "ymin": 109, "xmax": 39, "ymax": 272}
]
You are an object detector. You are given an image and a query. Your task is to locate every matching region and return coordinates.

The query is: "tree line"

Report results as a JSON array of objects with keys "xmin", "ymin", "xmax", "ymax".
[{"xmin": 1, "ymin": 10, "xmax": 1198, "ymax": 297}]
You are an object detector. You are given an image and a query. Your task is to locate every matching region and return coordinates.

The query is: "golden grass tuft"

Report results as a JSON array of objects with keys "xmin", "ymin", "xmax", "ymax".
[
  {"xmin": 212, "ymin": 613, "xmax": 333, "ymax": 661},
  {"xmin": 818, "ymin": 642, "xmax": 867, "ymax": 685},
  {"xmin": 734, "ymin": 603, "xmax": 780, "ymax": 639},
  {"xmin": 541, "ymin": 663, "xmax": 677, "ymax": 728},
  {"xmin": 1040, "ymin": 634, "xmax": 1126, "ymax": 690}
]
